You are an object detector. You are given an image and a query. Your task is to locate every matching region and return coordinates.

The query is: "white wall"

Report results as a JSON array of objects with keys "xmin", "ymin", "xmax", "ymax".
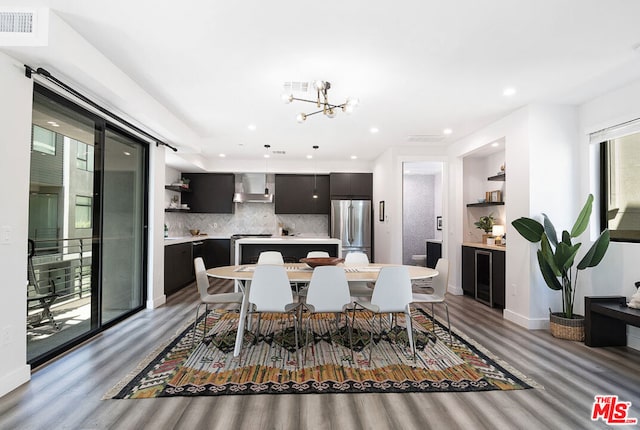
[
  {"xmin": 579, "ymin": 78, "xmax": 640, "ymax": 349},
  {"xmin": 0, "ymin": 52, "xmax": 34, "ymax": 396},
  {"xmin": 373, "ymin": 146, "xmax": 449, "ymax": 264}
]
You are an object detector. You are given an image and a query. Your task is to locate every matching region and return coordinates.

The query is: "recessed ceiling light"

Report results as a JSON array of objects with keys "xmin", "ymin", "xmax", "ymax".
[
  {"xmin": 248, "ymin": 124, "xmax": 256, "ymax": 131},
  {"xmin": 350, "ymin": 155, "xmax": 358, "ymax": 160},
  {"xmin": 263, "ymin": 154, "xmax": 270, "ymax": 158},
  {"xmin": 443, "ymin": 128, "xmax": 452, "ymax": 135},
  {"xmin": 46, "ymin": 121, "xmax": 59, "ymax": 127},
  {"xmin": 306, "ymin": 155, "xmax": 313, "ymax": 159},
  {"xmin": 491, "ymin": 142, "xmax": 499, "ymax": 147},
  {"xmin": 370, "ymin": 127, "xmax": 379, "ymax": 134},
  {"xmin": 123, "ymin": 151, "xmax": 131, "ymax": 156},
  {"xmin": 503, "ymin": 87, "xmax": 516, "ymax": 97},
  {"xmin": 219, "ymin": 153, "xmax": 226, "ymax": 158}
]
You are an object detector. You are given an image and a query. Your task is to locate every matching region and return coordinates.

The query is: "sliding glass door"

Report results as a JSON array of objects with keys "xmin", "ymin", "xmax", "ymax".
[
  {"xmin": 27, "ymin": 84, "xmax": 148, "ymax": 365},
  {"xmin": 101, "ymin": 127, "xmax": 146, "ymax": 324}
]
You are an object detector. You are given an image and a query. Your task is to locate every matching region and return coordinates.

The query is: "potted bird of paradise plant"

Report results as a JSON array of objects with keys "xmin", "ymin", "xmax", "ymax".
[{"xmin": 511, "ymin": 194, "xmax": 610, "ymax": 341}]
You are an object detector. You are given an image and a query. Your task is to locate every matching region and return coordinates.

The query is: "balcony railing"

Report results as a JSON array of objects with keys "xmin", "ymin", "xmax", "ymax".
[{"xmin": 29, "ymin": 237, "xmax": 92, "ymax": 305}]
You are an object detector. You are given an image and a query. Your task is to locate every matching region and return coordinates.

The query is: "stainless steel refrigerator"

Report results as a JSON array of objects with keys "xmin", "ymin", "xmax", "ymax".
[{"xmin": 331, "ymin": 200, "xmax": 372, "ymax": 260}]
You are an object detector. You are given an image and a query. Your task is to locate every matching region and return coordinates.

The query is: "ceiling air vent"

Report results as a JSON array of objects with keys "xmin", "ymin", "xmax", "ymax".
[
  {"xmin": 283, "ymin": 81, "xmax": 310, "ymax": 93},
  {"xmin": 0, "ymin": 8, "xmax": 47, "ymax": 46},
  {"xmin": 0, "ymin": 12, "xmax": 33, "ymax": 33},
  {"xmin": 407, "ymin": 135, "xmax": 445, "ymax": 144}
]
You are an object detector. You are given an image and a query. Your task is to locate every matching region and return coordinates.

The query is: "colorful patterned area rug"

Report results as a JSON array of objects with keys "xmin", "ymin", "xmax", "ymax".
[{"xmin": 105, "ymin": 308, "xmax": 535, "ymax": 398}]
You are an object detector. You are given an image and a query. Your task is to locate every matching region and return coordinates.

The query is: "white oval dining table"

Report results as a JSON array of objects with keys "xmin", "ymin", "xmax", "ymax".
[{"xmin": 207, "ymin": 263, "xmax": 438, "ymax": 357}]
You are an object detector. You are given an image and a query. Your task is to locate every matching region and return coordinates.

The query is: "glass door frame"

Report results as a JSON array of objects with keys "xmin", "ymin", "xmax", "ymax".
[{"xmin": 29, "ymin": 84, "xmax": 149, "ymax": 367}]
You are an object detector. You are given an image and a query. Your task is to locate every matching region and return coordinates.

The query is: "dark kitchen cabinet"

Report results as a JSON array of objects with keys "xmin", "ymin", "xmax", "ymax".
[
  {"xmin": 181, "ymin": 173, "xmax": 235, "ymax": 213},
  {"xmin": 204, "ymin": 239, "xmax": 231, "ymax": 268},
  {"xmin": 164, "ymin": 242, "xmax": 194, "ymax": 295},
  {"xmin": 275, "ymin": 174, "xmax": 330, "ymax": 214},
  {"xmin": 461, "ymin": 245, "xmax": 505, "ymax": 308},
  {"xmin": 330, "ymin": 173, "xmax": 373, "ymax": 199}
]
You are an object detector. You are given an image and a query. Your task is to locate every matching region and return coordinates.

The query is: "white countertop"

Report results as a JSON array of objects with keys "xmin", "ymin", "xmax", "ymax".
[
  {"xmin": 164, "ymin": 235, "xmax": 230, "ymax": 245},
  {"xmin": 463, "ymin": 242, "xmax": 506, "ymax": 251},
  {"xmin": 235, "ymin": 237, "xmax": 340, "ymax": 245}
]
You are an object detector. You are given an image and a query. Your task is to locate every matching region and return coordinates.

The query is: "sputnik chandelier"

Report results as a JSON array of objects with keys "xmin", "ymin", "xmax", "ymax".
[{"xmin": 282, "ymin": 80, "xmax": 359, "ymax": 123}]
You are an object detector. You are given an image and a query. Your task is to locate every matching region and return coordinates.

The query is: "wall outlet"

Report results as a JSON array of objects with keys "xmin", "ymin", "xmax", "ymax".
[
  {"xmin": 213, "ymin": 223, "xmax": 218, "ymax": 229},
  {"xmin": 0, "ymin": 326, "xmax": 11, "ymax": 346},
  {"xmin": 1, "ymin": 225, "xmax": 12, "ymax": 245}
]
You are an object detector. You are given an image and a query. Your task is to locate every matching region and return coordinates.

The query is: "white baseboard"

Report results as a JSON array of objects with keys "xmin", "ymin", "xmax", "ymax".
[
  {"xmin": 0, "ymin": 364, "xmax": 30, "ymax": 398},
  {"xmin": 146, "ymin": 294, "xmax": 166, "ymax": 309},
  {"xmin": 448, "ymin": 284, "xmax": 463, "ymax": 296},
  {"xmin": 503, "ymin": 308, "xmax": 549, "ymax": 330}
]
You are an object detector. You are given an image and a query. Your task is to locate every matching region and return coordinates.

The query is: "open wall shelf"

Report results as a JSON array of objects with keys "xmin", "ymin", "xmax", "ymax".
[
  {"xmin": 487, "ymin": 174, "xmax": 505, "ymax": 181},
  {"xmin": 466, "ymin": 202, "xmax": 505, "ymax": 208}
]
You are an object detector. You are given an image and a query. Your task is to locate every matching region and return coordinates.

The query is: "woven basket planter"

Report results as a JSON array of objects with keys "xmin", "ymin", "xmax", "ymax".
[{"xmin": 549, "ymin": 312, "xmax": 585, "ymax": 341}]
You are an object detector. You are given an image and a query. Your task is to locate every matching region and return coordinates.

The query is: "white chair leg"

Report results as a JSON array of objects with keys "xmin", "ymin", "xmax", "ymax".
[
  {"xmin": 405, "ymin": 307, "xmax": 416, "ymax": 361},
  {"xmin": 444, "ymin": 302, "xmax": 452, "ymax": 346}
]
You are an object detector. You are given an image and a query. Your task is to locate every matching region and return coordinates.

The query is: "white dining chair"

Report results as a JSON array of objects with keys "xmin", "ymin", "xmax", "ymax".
[
  {"xmin": 353, "ymin": 266, "xmax": 415, "ymax": 365},
  {"xmin": 344, "ymin": 251, "xmax": 374, "ymax": 298},
  {"xmin": 306, "ymin": 251, "xmax": 330, "ymax": 258},
  {"xmin": 303, "ymin": 266, "xmax": 354, "ymax": 362},
  {"xmin": 257, "ymin": 251, "xmax": 285, "ymax": 265},
  {"xmin": 248, "ymin": 264, "xmax": 301, "ymax": 364},
  {"xmin": 296, "ymin": 251, "xmax": 332, "ymax": 297},
  {"xmin": 411, "ymin": 258, "xmax": 452, "ymax": 345},
  {"xmin": 190, "ymin": 257, "xmax": 244, "ymax": 349}
]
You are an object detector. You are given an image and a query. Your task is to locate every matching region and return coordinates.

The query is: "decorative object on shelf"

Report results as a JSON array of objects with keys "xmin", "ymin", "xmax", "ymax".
[
  {"xmin": 436, "ymin": 216, "xmax": 443, "ymax": 231},
  {"xmin": 169, "ymin": 195, "xmax": 179, "ymax": 209},
  {"xmin": 628, "ymin": 283, "xmax": 640, "ymax": 309},
  {"xmin": 379, "ymin": 201, "xmax": 385, "ymax": 222},
  {"xmin": 282, "ymin": 80, "xmax": 359, "ymax": 123},
  {"xmin": 189, "ymin": 229, "xmax": 200, "ymax": 236},
  {"xmin": 499, "ymin": 163, "xmax": 505, "ymax": 174},
  {"xmin": 486, "ymin": 190, "xmax": 502, "ymax": 202},
  {"xmin": 164, "ymin": 224, "xmax": 168, "ymax": 238},
  {"xmin": 474, "ymin": 214, "xmax": 495, "ymax": 243},
  {"xmin": 511, "ymin": 194, "xmax": 610, "ymax": 341},
  {"xmin": 180, "ymin": 177, "xmax": 190, "ymax": 189},
  {"xmin": 492, "ymin": 225, "xmax": 505, "ymax": 245}
]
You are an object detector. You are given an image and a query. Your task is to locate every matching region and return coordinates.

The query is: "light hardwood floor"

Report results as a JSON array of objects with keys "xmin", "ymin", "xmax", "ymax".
[{"xmin": 1, "ymin": 279, "xmax": 639, "ymax": 430}]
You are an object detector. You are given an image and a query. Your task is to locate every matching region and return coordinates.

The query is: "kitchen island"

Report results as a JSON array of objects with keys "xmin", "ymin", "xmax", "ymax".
[{"xmin": 234, "ymin": 237, "xmax": 342, "ymax": 264}]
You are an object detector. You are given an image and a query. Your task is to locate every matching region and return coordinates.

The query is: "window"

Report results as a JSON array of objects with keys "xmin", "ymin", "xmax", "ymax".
[
  {"xmin": 600, "ymin": 131, "xmax": 640, "ymax": 242},
  {"xmin": 75, "ymin": 195, "xmax": 92, "ymax": 229},
  {"xmin": 75, "ymin": 140, "xmax": 94, "ymax": 171},
  {"xmin": 32, "ymin": 125, "xmax": 56, "ymax": 155}
]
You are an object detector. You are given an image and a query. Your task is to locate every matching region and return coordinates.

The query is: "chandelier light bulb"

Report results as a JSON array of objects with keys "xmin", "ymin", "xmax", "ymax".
[
  {"xmin": 296, "ymin": 113, "xmax": 307, "ymax": 123},
  {"xmin": 314, "ymin": 80, "xmax": 326, "ymax": 91},
  {"xmin": 326, "ymin": 109, "xmax": 336, "ymax": 118},
  {"xmin": 281, "ymin": 93, "xmax": 293, "ymax": 104}
]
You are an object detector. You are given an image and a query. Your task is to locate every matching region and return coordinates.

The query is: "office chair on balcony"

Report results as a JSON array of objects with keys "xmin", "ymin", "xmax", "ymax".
[{"xmin": 26, "ymin": 239, "xmax": 59, "ymax": 331}]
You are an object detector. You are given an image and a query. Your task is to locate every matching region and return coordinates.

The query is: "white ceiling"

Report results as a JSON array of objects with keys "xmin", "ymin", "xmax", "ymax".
[{"xmin": 5, "ymin": 0, "xmax": 640, "ymax": 167}]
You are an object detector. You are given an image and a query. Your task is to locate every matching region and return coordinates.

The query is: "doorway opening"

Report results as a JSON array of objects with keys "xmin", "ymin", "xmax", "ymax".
[{"xmin": 402, "ymin": 162, "xmax": 443, "ymax": 269}]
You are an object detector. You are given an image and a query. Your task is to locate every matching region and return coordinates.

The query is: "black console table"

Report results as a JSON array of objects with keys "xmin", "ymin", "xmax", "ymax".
[{"xmin": 585, "ymin": 296, "xmax": 640, "ymax": 347}]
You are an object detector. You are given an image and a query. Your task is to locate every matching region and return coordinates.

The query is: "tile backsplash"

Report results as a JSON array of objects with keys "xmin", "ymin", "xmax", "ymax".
[{"xmin": 165, "ymin": 203, "xmax": 329, "ymax": 237}]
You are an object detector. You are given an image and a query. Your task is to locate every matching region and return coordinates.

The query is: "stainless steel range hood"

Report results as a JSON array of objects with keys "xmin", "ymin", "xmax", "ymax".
[{"xmin": 232, "ymin": 173, "xmax": 274, "ymax": 203}]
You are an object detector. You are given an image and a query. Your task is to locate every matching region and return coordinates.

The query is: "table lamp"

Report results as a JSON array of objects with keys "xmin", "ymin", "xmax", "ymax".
[{"xmin": 492, "ymin": 225, "xmax": 505, "ymax": 245}]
